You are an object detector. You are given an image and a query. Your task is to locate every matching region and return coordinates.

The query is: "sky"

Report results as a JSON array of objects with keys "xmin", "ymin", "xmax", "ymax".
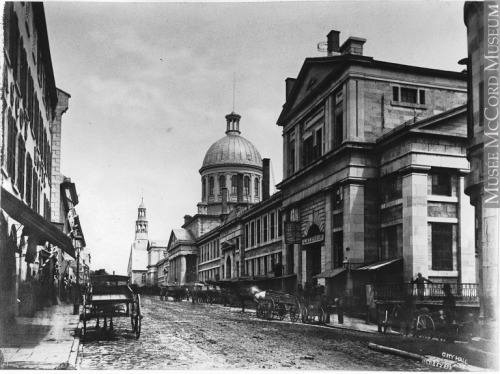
[{"xmin": 43, "ymin": 0, "xmax": 467, "ymax": 275}]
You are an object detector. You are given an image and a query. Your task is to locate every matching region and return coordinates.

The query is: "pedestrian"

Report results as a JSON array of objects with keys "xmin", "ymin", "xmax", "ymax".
[
  {"xmin": 335, "ymin": 293, "xmax": 344, "ymax": 324},
  {"xmin": 442, "ymin": 283, "xmax": 456, "ymax": 342},
  {"xmin": 412, "ymin": 272, "xmax": 433, "ymax": 301}
]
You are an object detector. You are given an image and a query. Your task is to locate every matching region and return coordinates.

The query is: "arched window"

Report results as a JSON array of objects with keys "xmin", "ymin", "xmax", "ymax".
[
  {"xmin": 244, "ymin": 176, "xmax": 250, "ymax": 196},
  {"xmin": 231, "ymin": 175, "xmax": 237, "ymax": 194},
  {"xmin": 219, "ymin": 175, "xmax": 226, "ymax": 194},
  {"xmin": 209, "ymin": 176, "xmax": 214, "ymax": 196},
  {"xmin": 202, "ymin": 178, "xmax": 206, "ymax": 200},
  {"xmin": 254, "ymin": 177, "xmax": 259, "ymax": 197}
]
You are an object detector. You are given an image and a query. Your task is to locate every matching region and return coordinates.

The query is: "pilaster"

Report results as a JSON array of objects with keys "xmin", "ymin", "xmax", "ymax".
[{"xmin": 343, "ymin": 183, "xmax": 365, "ymax": 264}]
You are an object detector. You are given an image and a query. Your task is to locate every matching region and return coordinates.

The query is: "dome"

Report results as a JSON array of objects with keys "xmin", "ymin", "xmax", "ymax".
[
  {"xmin": 200, "ymin": 112, "xmax": 262, "ymax": 172},
  {"xmin": 201, "ymin": 134, "xmax": 262, "ymax": 171}
]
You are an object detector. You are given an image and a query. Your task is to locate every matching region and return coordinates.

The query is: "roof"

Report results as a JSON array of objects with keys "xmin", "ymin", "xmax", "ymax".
[
  {"xmin": 172, "ymin": 229, "xmax": 195, "ymax": 243},
  {"xmin": 355, "ymin": 258, "xmax": 403, "ymax": 271},
  {"xmin": 313, "ymin": 268, "xmax": 347, "ymax": 279},
  {"xmin": 149, "ymin": 240, "xmax": 168, "ymax": 248},
  {"xmin": 200, "ymin": 134, "xmax": 262, "ymax": 172}
]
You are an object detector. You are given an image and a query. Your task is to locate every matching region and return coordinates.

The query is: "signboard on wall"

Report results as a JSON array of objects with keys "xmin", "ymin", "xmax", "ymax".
[{"xmin": 284, "ymin": 221, "xmax": 302, "ymax": 244}]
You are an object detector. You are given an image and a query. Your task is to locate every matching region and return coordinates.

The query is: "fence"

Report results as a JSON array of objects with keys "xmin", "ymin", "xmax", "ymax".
[{"xmin": 374, "ymin": 283, "xmax": 479, "ymax": 303}]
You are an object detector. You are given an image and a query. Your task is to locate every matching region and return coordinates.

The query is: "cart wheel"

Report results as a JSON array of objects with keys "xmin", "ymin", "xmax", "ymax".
[
  {"xmin": 266, "ymin": 299, "xmax": 275, "ymax": 320},
  {"xmin": 289, "ymin": 304, "xmax": 299, "ymax": 323},
  {"xmin": 256, "ymin": 303, "xmax": 262, "ymax": 318},
  {"xmin": 131, "ymin": 301, "xmax": 136, "ymax": 331},
  {"xmin": 134, "ymin": 295, "xmax": 142, "ymax": 339},
  {"xmin": 414, "ymin": 314, "xmax": 434, "ymax": 340},
  {"xmin": 278, "ymin": 304, "xmax": 286, "ymax": 320}
]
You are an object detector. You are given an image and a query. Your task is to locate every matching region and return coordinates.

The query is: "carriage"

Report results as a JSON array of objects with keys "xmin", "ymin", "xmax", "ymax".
[
  {"xmin": 254, "ymin": 289, "xmax": 301, "ymax": 322},
  {"xmin": 375, "ymin": 282, "xmax": 479, "ymax": 342},
  {"xmin": 81, "ymin": 275, "xmax": 142, "ymax": 339},
  {"xmin": 160, "ymin": 285, "xmax": 188, "ymax": 301}
]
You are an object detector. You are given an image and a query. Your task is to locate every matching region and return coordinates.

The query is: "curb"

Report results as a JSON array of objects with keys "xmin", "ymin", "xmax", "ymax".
[
  {"xmin": 368, "ymin": 343, "xmax": 489, "ymax": 372},
  {"xmin": 67, "ymin": 320, "xmax": 83, "ymax": 369}
]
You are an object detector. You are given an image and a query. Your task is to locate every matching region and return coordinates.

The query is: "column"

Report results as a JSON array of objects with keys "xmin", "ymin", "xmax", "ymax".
[
  {"xmin": 458, "ymin": 174, "xmax": 475, "ymax": 283},
  {"xmin": 180, "ymin": 256, "xmax": 187, "ymax": 285},
  {"xmin": 402, "ymin": 170, "xmax": 429, "ymax": 280},
  {"xmin": 343, "ymin": 183, "xmax": 365, "ymax": 264}
]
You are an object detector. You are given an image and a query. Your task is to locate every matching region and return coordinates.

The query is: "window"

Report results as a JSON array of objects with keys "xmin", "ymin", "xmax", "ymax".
[
  {"xmin": 302, "ymin": 135, "xmax": 314, "ymax": 166},
  {"xmin": 231, "ymin": 175, "xmax": 237, "ymax": 194},
  {"xmin": 245, "ymin": 224, "xmax": 249, "ymax": 248},
  {"xmin": 278, "ymin": 210, "xmax": 283, "ymax": 237},
  {"xmin": 334, "ymin": 186, "xmax": 343, "ymax": 209},
  {"xmin": 381, "ymin": 174, "xmax": 402, "ymax": 203},
  {"xmin": 270, "ymin": 212, "xmax": 276, "ymax": 240},
  {"xmin": 219, "ymin": 175, "xmax": 226, "ymax": 194},
  {"xmin": 393, "ymin": 86, "xmax": 426, "ymax": 106},
  {"xmin": 7, "ymin": 109, "xmax": 17, "ymax": 179},
  {"xmin": 289, "ymin": 138, "xmax": 295, "ymax": 175},
  {"xmin": 250, "ymin": 222, "xmax": 255, "ymax": 247},
  {"xmin": 17, "ymin": 135, "xmax": 25, "ymax": 198},
  {"xmin": 256, "ymin": 219, "xmax": 261, "ymax": 245},
  {"xmin": 334, "ymin": 113, "xmax": 343, "ymax": 147},
  {"xmin": 263, "ymin": 216, "xmax": 268, "ymax": 242},
  {"xmin": 254, "ymin": 178, "xmax": 259, "ymax": 197},
  {"xmin": 26, "ymin": 155, "xmax": 32, "ymax": 207},
  {"xmin": 315, "ymin": 128, "xmax": 323, "ymax": 159},
  {"xmin": 431, "ymin": 172, "xmax": 451, "ymax": 196},
  {"xmin": 141, "ymin": 273, "xmax": 146, "ymax": 284},
  {"xmin": 202, "ymin": 178, "xmax": 206, "ymax": 200},
  {"xmin": 209, "ymin": 177, "xmax": 214, "ymax": 196},
  {"xmin": 431, "ymin": 223, "xmax": 453, "ymax": 270},
  {"xmin": 244, "ymin": 176, "xmax": 250, "ymax": 196}
]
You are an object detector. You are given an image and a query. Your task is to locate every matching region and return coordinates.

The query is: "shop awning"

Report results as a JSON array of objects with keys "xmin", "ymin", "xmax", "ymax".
[
  {"xmin": 313, "ymin": 268, "xmax": 347, "ymax": 279},
  {"xmin": 1, "ymin": 187, "xmax": 75, "ymax": 258},
  {"xmin": 354, "ymin": 258, "xmax": 403, "ymax": 271}
]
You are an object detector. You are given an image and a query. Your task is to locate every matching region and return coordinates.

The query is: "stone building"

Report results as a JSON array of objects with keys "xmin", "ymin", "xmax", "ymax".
[
  {"xmin": 275, "ymin": 30, "xmax": 475, "ymax": 303},
  {"xmin": 463, "ymin": 2, "xmax": 499, "ymax": 328},
  {"xmin": 1, "ymin": 2, "xmax": 76, "ymax": 325},
  {"xmin": 166, "ymin": 112, "xmax": 266, "ymax": 285}
]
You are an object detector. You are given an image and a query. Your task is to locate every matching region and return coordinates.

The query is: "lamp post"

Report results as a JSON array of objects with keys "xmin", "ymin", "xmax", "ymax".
[{"xmin": 72, "ymin": 236, "xmax": 83, "ymax": 315}]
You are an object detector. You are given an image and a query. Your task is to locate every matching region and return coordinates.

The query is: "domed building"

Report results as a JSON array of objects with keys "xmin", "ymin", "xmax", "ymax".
[{"xmin": 198, "ymin": 112, "xmax": 263, "ymax": 215}]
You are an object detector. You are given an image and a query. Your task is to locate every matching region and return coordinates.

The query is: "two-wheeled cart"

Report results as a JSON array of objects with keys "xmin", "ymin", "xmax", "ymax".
[
  {"xmin": 255, "ymin": 290, "xmax": 301, "ymax": 322},
  {"xmin": 82, "ymin": 275, "xmax": 142, "ymax": 339}
]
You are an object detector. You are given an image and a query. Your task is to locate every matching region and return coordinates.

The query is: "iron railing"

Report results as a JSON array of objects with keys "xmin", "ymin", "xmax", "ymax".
[{"xmin": 374, "ymin": 282, "xmax": 479, "ymax": 303}]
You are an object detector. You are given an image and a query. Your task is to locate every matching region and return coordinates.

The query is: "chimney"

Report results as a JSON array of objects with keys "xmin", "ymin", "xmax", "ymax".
[
  {"xmin": 237, "ymin": 173, "xmax": 244, "ymax": 203},
  {"xmin": 327, "ymin": 30, "xmax": 340, "ymax": 55},
  {"xmin": 339, "ymin": 37, "xmax": 366, "ymax": 56},
  {"xmin": 285, "ymin": 78, "xmax": 296, "ymax": 101},
  {"xmin": 221, "ymin": 188, "xmax": 228, "ymax": 214},
  {"xmin": 184, "ymin": 215, "xmax": 192, "ymax": 224},
  {"xmin": 262, "ymin": 158, "xmax": 270, "ymax": 200}
]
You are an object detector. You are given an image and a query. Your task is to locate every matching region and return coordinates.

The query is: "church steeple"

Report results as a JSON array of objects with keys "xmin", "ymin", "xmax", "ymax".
[{"xmin": 135, "ymin": 197, "xmax": 148, "ymax": 240}]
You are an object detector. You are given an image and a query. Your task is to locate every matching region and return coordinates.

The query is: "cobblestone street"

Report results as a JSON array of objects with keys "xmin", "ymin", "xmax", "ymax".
[{"xmin": 78, "ymin": 295, "xmax": 432, "ymax": 370}]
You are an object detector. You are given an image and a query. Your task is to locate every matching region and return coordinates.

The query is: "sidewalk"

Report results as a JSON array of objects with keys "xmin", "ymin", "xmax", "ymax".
[{"xmin": 0, "ymin": 302, "xmax": 81, "ymax": 370}]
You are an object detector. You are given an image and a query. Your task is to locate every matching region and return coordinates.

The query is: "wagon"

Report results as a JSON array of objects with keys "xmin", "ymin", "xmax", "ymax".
[
  {"xmin": 81, "ymin": 275, "xmax": 142, "ymax": 339},
  {"xmin": 254, "ymin": 289, "xmax": 301, "ymax": 322}
]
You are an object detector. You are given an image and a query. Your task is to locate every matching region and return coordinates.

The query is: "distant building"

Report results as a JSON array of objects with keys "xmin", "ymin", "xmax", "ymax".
[{"xmin": 128, "ymin": 200, "xmax": 149, "ymax": 285}]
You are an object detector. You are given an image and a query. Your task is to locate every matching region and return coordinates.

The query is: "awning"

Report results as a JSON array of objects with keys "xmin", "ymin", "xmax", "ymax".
[
  {"xmin": 313, "ymin": 268, "xmax": 347, "ymax": 279},
  {"xmin": 354, "ymin": 258, "xmax": 403, "ymax": 271},
  {"xmin": 1, "ymin": 187, "xmax": 75, "ymax": 258}
]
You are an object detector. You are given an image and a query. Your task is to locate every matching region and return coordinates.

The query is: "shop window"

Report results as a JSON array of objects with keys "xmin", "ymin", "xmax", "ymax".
[{"xmin": 431, "ymin": 223, "xmax": 453, "ymax": 271}]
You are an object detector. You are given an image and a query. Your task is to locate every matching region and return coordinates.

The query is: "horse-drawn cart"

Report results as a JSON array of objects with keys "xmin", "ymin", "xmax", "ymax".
[
  {"xmin": 254, "ymin": 290, "xmax": 301, "ymax": 322},
  {"xmin": 82, "ymin": 275, "xmax": 142, "ymax": 339}
]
